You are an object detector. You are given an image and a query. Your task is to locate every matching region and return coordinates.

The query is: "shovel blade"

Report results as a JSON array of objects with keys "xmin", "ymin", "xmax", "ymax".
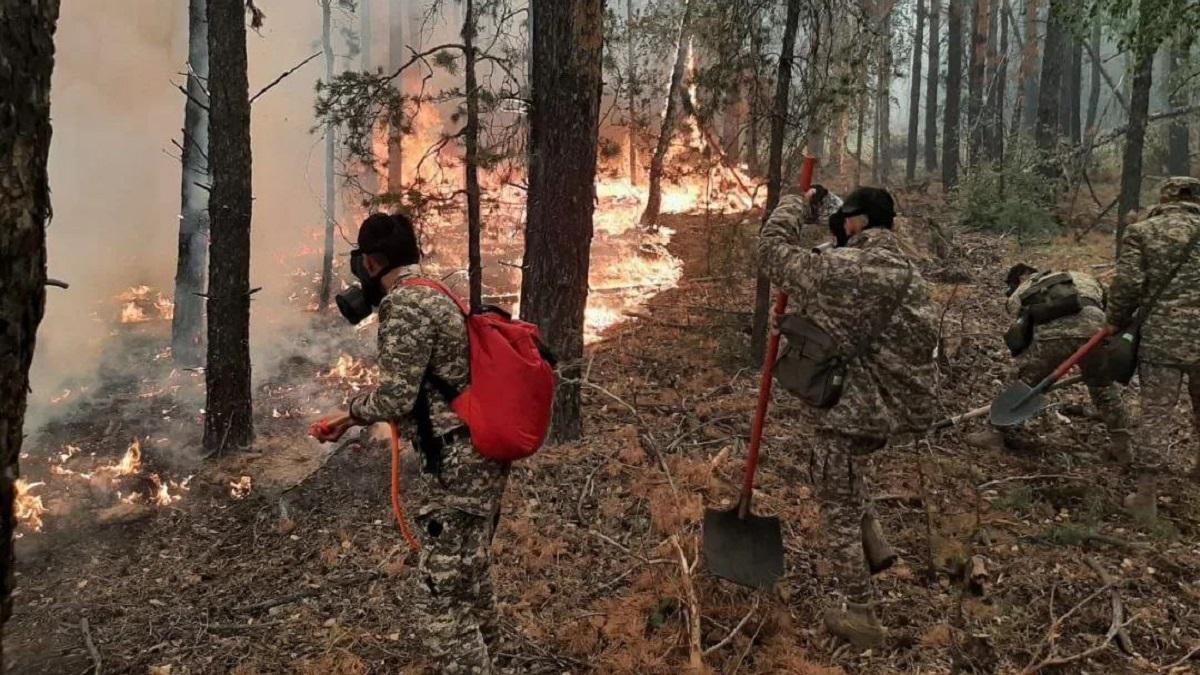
[
  {"xmin": 702, "ymin": 506, "xmax": 785, "ymax": 589},
  {"xmin": 989, "ymin": 382, "xmax": 1047, "ymax": 428}
]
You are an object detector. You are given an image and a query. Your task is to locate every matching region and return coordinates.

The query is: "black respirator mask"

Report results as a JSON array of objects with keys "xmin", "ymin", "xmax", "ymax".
[
  {"xmin": 335, "ymin": 250, "xmax": 388, "ymax": 325},
  {"xmin": 828, "ymin": 211, "xmax": 851, "ymax": 248}
]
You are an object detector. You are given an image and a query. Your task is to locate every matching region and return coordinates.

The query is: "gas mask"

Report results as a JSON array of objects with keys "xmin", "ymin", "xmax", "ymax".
[{"xmin": 335, "ymin": 250, "xmax": 387, "ymax": 325}]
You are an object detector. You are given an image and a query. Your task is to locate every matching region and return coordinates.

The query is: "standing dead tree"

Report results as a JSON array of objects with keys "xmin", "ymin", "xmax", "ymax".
[
  {"xmin": 0, "ymin": 0, "xmax": 59, "ymax": 662},
  {"xmin": 640, "ymin": 0, "xmax": 693, "ymax": 229},
  {"xmin": 520, "ymin": 0, "xmax": 604, "ymax": 442},
  {"xmin": 319, "ymin": 0, "xmax": 337, "ymax": 311},
  {"xmin": 203, "ymin": 0, "xmax": 256, "ymax": 452}
]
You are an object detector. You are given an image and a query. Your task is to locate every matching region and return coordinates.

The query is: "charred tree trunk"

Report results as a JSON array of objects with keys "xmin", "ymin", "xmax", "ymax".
[
  {"xmin": 1086, "ymin": 22, "xmax": 1102, "ymax": 134},
  {"xmin": 1167, "ymin": 38, "xmax": 1191, "ymax": 175},
  {"xmin": 626, "ymin": 0, "xmax": 640, "ymax": 184},
  {"xmin": 750, "ymin": 0, "xmax": 802, "ymax": 362},
  {"xmin": 906, "ymin": 0, "xmax": 926, "ymax": 182},
  {"xmin": 942, "ymin": 0, "xmax": 964, "ymax": 189},
  {"xmin": 463, "ymin": 0, "xmax": 482, "ymax": 311},
  {"xmin": 0, "ymin": 0, "xmax": 58, "ymax": 660},
  {"xmin": 1117, "ymin": 48, "xmax": 1155, "ymax": 249},
  {"xmin": 1015, "ymin": 0, "xmax": 1041, "ymax": 133},
  {"xmin": 204, "ymin": 0, "xmax": 254, "ymax": 452},
  {"xmin": 1034, "ymin": 0, "xmax": 1065, "ymax": 172},
  {"xmin": 387, "ymin": 0, "xmax": 406, "ymax": 195},
  {"xmin": 319, "ymin": 0, "xmax": 336, "ymax": 311},
  {"xmin": 521, "ymin": 0, "xmax": 603, "ymax": 442},
  {"xmin": 172, "ymin": 0, "xmax": 211, "ymax": 367},
  {"xmin": 641, "ymin": 0, "xmax": 692, "ymax": 228},
  {"xmin": 967, "ymin": 0, "xmax": 988, "ymax": 165},
  {"xmin": 925, "ymin": 0, "xmax": 941, "ymax": 171}
]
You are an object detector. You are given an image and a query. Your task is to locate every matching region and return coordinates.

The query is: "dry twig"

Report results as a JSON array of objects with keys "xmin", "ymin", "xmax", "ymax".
[
  {"xmin": 671, "ymin": 535, "xmax": 704, "ymax": 672},
  {"xmin": 80, "ymin": 617, "xmax": 101, "ymax": 675}
]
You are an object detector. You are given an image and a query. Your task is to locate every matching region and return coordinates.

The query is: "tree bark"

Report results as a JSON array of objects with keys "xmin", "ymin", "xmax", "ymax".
[
  {"xmin": 876, "ymin": 2, "xmax": 895, "ymax": 183},
  {"xmin": 626, "ymin": 0, "xmax": 640, "ymax": 184},
  {"xmin": 942, "ymin": 0, "xmax": 964, "ymax": 189},
  {"xmin": 463, "ymin": 0, "xmax": 482, "ymax": 311},
  {"xmin": 359, "ymin": 0, "xmax": 377, "ymax": 197},
  {"xmin": 907, "ymin": 0, "xmax": 926, "ymax": 181},
  {"xmin": 750, "ymin": 0, "xmax": 802, "ymax": 362},
  {"xmin": 983, "ymin": 0, "xmax": 1001, "ymax": 160},
  {"xmin": 1086, "ymin": 22, "xmax": 1102, "ymax": 134},
  {"xmin": 640, "ymin": 0, "xmax": 692, "ymax": 228},
  {"xmin": 1117, "ymin": 48, "xmax": 1155, "ymax": 250},
  {"xmin": 172, "ymin": 0, "xmax": 211, "ymax": 367},
  {"xmin": 1069, "ymin": 36, "xmax": 1083, "ymax": 145},
  {"xmin": 0, "ymin": 0, "xmax": 58, "ymax": 662},
  {"xmin": 387, "ymin": 0, "xmax": 406, "ymax": 194},
  {"xmin": 992, "ymin": 0, "xmax": 1009, "ymax": 161},
  {"xmin": 1034, "ymin": 0, "xmax": 1065, "ymax": 168},
  {"xmin": 204, "ymin": 0, "xmax": 254, "ymax": 452},
  {"xmin": 521, "ymin": 0, "xmax": 603, "ymax": 442},
  {"xmin": 967, "ymin": 0, "xmax": 988, "ymax": 165},
  {"xmin": 925, "ymin": 0, "xmax": 941, "ymax": 171},
  {"xmin": 319, "ymin": 0, "xmax": 336, "ymax": 311},
  {"xmin": 1166, "ymin": 38, "xmax": 1191, "ymax": 175},
  {"xmin": 1014, "ymin": 0, "xmax": 1041, "ymax": 133}
]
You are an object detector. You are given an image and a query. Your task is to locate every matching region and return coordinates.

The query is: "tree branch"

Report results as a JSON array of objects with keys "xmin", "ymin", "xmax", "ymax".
[{"xmin": 250, "ymin": 51, "xmax": 321, "ymax": 104}]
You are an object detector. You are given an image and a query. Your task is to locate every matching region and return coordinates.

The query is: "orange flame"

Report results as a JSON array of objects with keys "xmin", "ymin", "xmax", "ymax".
[
  {"xmin": 15, "ymin": 480, "xmax": 47, "ymax": 533},
  {"xmin": 108, "ymin": 439, "xmax": 142, "ymax": 477}
]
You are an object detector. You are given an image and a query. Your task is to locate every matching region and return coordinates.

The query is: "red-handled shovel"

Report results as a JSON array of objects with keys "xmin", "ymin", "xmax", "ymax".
[
  {"xmin": 989, "ymin": 326, "xmax": 1114, "ymax": 428},
  {"xmin": 702, "ymin": 156, "xmax": 818, "ymax": 589}
]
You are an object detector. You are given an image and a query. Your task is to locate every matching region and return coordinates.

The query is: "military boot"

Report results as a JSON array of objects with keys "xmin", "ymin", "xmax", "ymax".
[{"xmin": 1105, "ymin": 430, "xmax": 1133, "ymax": 466}]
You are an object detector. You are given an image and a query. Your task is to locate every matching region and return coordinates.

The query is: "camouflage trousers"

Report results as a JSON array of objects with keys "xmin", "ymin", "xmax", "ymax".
[
  {"xmin": 1015, "ymin": 337, "xmax": 1129, "ymax": 434},
  {"xmin": 1138, "ymin": 362, "xmax": 1200, "ymax": 467}
]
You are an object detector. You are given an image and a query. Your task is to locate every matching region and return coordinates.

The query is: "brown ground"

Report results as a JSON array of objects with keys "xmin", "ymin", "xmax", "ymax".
[{"xmin": 7, "ymin": 191, "xmax": 1200, "ymax": 674}]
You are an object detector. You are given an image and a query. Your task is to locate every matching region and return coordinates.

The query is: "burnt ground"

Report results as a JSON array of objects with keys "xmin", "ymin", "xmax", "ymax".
[{"xmin": 7, "ymin": 195, "xmax": 1200, "ymax": 674}]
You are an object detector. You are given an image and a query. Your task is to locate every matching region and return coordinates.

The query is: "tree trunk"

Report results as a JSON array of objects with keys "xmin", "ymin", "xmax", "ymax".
[
  {"xmin": 463, "ymin": 0, "xmax": 482, "ymax": 311},
  {"xmin": 993, "ymin": 0, "xmax": 1009, "ymax": 161},
  {"xmin": 906, "ymin": 0, "xmax": 926, "ymax": 181},
  {"xmin": 750, "ymin": 0, "xmax": 802, "ymax": 362},
  {"xmin": 0, "ymin": 0, "xmax": 58, "ymax": 661},
  {"xmin": 319, "ymin": 0, "xmax": 336, "ymax": 311},
  {"xmin": 1015, "ymin": 0, "xmax": 1041, "ymax": 133},
  {"xmin": 942, "ymin": 0, "xmax": 964, "ymax": 189},
  {"xmin": 640, "ymin": 0, "xmax": 692, "ymax": 228},
  {"xmin": 204, "ymin": 0, "xmax": 254, "ymax": 452},
  {"xmin": 1117, "ymin": 48, "xmax": 1155, "ymax": 250},
  {"xmin": 856, "ymin": 101, "xmax": 867, "ymax": 185},
  {"xmin": 983, "ymin": 0, "xmax": 1000, "ymax": 160},
  {"xmin": 521, "ymin": 0, "xmax": 603, "ymax": 442},
  {"xmin": 626, "ymin": 0, "xmax": 640, "ymax": 184},
  {"xmin": 1086, "ymin": 22, "xmax": 1102, "ymax": 134},
  {"xmin": 387, "ymin": 0, "xmax": 406, "ymax": 194},
  {"xmin": 172, "ymin": 0, "xmax": 210, "ymax": 367},
  {"xmin": 967, "ymin": 0, "xmax": 988, "ymax": 165},
  {"xmin": 1069, "ymin": 37, "xmax": 1083, "ymax": 145},
  {"xmin": 1034, "ymin": 0, "xmax": 1064, "ymax": 168},
  {"xmin": 1166, "ymin": 38, "xmax": 1191, "ymax": 175},
  {"xmin": 876, "ymin": 3, "xmax": 894, "ymax": 183},
  {"xmin": 925, "ymin": 0, "xmax": 941, "ymax": 171},
  {"xmin": 359, "ymin": 0, "xmax": 377, "ymax": 197}
]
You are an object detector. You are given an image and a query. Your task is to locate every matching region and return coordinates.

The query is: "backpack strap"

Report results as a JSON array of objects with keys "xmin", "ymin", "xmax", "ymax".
[
  {"xmin": 402, "ymin": 277, "xmax": 470, "ymax": 315},
  {"xmin": 1130, "ymin": 223, "xmax": 1200, "ymax": 331}
]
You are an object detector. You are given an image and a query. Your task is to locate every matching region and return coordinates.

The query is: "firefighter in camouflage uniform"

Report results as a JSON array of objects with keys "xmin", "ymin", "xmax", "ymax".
[
  {"xmin": 1107, "ymin": 176, "xmax": 1200, "ymax": 477},
  {"xmin": 1000, "ymin": 264, "xmax": 1131, "ymax": 461},
  {"xmin": 317, "ymin": 213, "xmax": 507, "ymax": 674}
]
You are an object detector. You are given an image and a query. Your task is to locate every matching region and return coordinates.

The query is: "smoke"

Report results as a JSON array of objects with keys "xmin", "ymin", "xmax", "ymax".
[{"xmin": 29, "ymin": 0, "xmax": 346, "ymax": 431}]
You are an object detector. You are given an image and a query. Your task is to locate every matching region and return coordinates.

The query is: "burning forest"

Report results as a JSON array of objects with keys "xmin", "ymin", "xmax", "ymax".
[{"xmin": 5, "ymin": 0, "xmax": 1200, "ymax": 673}]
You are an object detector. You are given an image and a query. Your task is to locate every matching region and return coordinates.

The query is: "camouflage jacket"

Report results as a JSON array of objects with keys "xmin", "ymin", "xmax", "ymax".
[
  {"xmin": 788, "ymin": 191, "xmax": 844, "ymax": 251},
  {"xmin": 1006, "ymin": 270, "xmax": 1107, "ymax": 342},
  {"xmin": 759, "ymin": 195, "xmax": 939, "ymax": 440},
  {"xmin": 1107, "ymin": 203, "xmax": 1200, "ymax": 365},
  {"xmin": 349, "ymin": 265, "xmax": 504, "ymax": 516}
]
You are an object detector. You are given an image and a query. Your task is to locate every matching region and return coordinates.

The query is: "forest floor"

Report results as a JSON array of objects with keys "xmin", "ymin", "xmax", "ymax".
[{"xmin": 8, "ymin": 188, "xmax": 1200, "ymax": 674}]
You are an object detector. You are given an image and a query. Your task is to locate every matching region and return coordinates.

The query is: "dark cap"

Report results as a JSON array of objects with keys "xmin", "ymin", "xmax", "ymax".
[{"xmin": 356, "ymin": 212, "xmax": 420, "ymax": 266}]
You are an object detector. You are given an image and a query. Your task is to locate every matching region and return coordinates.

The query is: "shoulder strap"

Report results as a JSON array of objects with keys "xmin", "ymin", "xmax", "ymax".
[
  {"xmin": 849, "ymin": 263, "xmax": 915, "ymax": 362},
  {"xmin": 402, "ymin": 278, "xmax": 470, "ymax": 315},
  {"xmin": 1132, "ymin": 222, "xmax": 1200, "ymax": 330}
]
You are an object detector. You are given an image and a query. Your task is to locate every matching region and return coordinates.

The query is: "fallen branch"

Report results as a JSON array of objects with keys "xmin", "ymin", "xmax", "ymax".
[
  {"xmin": 977, "ymin": 473, "xmax": 1086, "ymax": 490},
  {"xmin": 704, "ymin": 597, "xmax": 760, "ymax": 656},
  {"xmin": 81, "ymin": 617, "xmax": 102, "ymax": 675},
  {"xmin": 1020, "ymin": 582, "xmax": 1114, "ymax": 674},
  {"xmin": 1084, "ymin": 556, "xmax": 1136, "ymax": 656},
  {"xmin": 1159, "ymin": 644, "xmax": 1200, "ymax": 671},
  {"xmin": 672, "ymin": 535, "xmax": 704, "ymax": 672}
]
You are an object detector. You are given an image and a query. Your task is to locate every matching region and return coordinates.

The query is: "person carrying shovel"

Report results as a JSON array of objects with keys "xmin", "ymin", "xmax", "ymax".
[{"xmin": 758, "ymin": 187, "xmax": 939, "ymax": 641}]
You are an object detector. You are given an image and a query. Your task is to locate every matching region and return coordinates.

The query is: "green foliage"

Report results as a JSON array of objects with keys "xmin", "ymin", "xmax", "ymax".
[
  {"xmin": 952, "ymin": 141, "xmax": 1060, "ymax": 241},
  {"xmin": 995, "ymin": 485, "xmax": 1035, "ymax": 514}
]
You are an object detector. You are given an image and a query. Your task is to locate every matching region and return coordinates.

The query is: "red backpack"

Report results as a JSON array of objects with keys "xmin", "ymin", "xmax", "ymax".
[{"xmin": 403, "ymin": 278, "xmax": 555, "ymax": 462}]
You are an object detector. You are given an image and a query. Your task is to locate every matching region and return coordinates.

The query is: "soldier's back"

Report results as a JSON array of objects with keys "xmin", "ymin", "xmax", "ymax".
[{"xmin": 1128, "ymin": 204, "xmax": 1200, "ymax": 365}]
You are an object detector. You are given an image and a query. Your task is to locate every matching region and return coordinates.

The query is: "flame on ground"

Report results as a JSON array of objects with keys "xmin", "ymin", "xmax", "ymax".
[
  {"xmin": 117, "ymin": 286, "xmax": 174, "ymax": 323},
  {"xmin": 230, "ymin": 475, "xmax": 253, "ymax": 500},
  {"xmin": 108, "ymin": 439, "xmax": 142, "ymax": 477},
  {"xmin": 323, "ymin": 354, "xmax": 380, "ymax": 392},
  {"xmin": 15, "ymin": 480, "xmax": 47, "ymax": 533}
]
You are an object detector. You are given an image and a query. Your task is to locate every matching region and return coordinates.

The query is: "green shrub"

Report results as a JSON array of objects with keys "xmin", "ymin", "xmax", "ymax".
[{"xmin": 951, "ymin": 140, "xmax": 1060, "ymax": 242}]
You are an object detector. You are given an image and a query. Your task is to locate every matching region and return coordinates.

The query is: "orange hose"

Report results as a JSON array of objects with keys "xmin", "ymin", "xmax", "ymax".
[{"xmin": 389, "ymin": 422, "xmax": 422, "ymax": 553}]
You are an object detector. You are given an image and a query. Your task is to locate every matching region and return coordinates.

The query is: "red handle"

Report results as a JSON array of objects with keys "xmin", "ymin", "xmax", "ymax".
[
  {"xmin": 739, "ymin": 291, "xmax": 789, "ymax": 517},
  {"xmin": 1046, "ymin": 326, "xmax": 1114, "ymax": 384}
]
